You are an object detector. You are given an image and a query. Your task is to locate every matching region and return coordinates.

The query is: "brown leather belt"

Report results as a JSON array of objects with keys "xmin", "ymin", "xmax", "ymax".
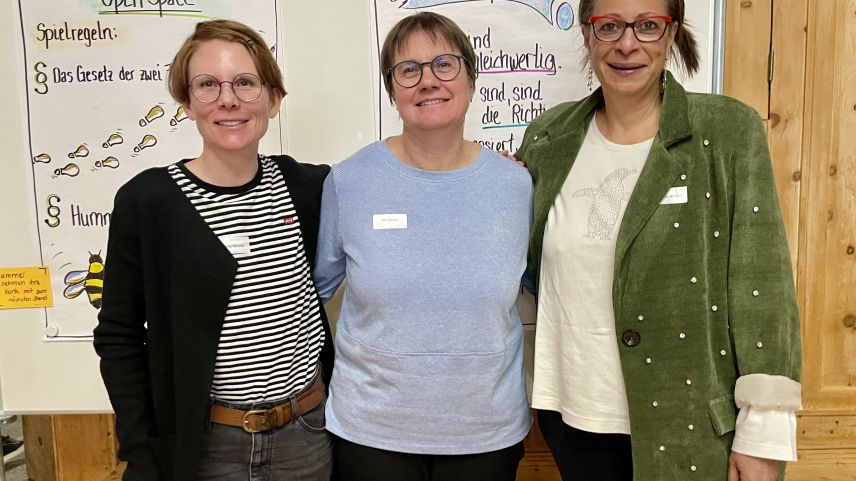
[{"xmin": 209, "ymin": 376, "xmax": 324, "ymax": 433}]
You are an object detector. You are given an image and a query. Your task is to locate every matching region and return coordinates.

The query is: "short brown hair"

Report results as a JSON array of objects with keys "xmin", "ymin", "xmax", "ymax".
[
  {"xmin": 167, "ymin": 19, "xmax": 286, "ymax": 105},
  {"xmin": 379, "ymin": 12, "xmax": 477, "ymax": 101},
  {"xmin": 578, "ymin": 0, "xmax": 700, "ymax": 76}
]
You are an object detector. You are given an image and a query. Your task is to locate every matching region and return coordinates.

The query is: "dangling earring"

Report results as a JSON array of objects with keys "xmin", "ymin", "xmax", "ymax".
[
  {"xmin": 587, "ymin": 66, "xmax": 593, "ymax": 92},
  {"xmin": 660, "ymin": 70, "xmax": 667, "ymax": 94}
]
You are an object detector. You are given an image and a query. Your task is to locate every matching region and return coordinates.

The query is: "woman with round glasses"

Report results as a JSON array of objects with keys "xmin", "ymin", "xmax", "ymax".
[
  {"xmin": 515, "ymin": 0, "xmax": 801, "ymax": 480},
  {"xmin": 94, "ymin": 19, "xmax": 334, "ymax": 480},
  {"xmin": 313, "ymin": 11, "xmax": 532, "ymax": 481}
]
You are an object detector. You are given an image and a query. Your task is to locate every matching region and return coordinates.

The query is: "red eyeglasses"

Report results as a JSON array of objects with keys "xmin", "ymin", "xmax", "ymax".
[{"xmin": 588, "ymin": 15, "xmax": 674, "ymax": 42}]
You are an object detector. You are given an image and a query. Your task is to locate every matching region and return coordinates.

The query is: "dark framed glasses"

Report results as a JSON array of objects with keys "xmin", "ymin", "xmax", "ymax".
[
  {"xmin": 588, "ymin": 15, "xmax": 674, "ymax": 42},
  {"xmin": 388, "ymin": 54, "xmax": 468, "ymax": 88},
  {"xmin": 189, "ymin": 73, "xmax": 265, "ymax": 103}
]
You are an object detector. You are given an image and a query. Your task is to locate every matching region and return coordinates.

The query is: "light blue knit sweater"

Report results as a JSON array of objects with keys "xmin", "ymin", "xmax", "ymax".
[{"xmin": 314, "ymin": 140, "xmax": 533, "ymax": 454}]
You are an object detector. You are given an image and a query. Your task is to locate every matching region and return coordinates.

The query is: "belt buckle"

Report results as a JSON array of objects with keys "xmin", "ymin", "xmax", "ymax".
[{"xmin": 241, "ymin": 408, "xmax": 276, "ymax": 433}]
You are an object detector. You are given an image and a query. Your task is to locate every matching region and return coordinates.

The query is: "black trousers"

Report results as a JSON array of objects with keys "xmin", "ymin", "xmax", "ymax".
[
  {"xmin": 334, "ymin": 435, "xmax": 525, "ymax": 481},
  {"xmin": 537, "ymin": 409, "xmax": 633, "ymax": 481}
]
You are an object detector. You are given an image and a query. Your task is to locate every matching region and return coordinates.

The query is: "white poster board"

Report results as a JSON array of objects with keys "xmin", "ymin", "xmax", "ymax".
[
  {"xmin": 372, "ymin": 0, "xmax": 716, "ymax": 150},
  {"xmin": 16, "ymin": 0, "xmax": 282, "ymax": 339}
]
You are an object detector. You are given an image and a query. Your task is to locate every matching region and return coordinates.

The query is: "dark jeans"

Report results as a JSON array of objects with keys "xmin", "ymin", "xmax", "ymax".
[
  {"xmin": 196, "ymin": 400, "xmax": 332, "ymax": 481},
  {"xmin": 537, "ymin": 409, "xmax": 633, "ymax": 481},
  {"xmin": 334, "ymin": 435, "xmax": 525, "ymax": 481}
]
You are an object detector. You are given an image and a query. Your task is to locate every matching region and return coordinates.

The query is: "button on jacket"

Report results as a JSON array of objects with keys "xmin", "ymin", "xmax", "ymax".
[{"xmin": 517, "ymin": 72, "xmax": 801, "ymax": 480}]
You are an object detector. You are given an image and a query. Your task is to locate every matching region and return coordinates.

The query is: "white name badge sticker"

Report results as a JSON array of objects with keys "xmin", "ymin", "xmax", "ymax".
[
  {"xmin": 220, "ymin": 235, "xmax": 252, "ymax": 256},
  {"xmin": 373, "ymin": 214, "xmax": 407, "ymax": 230},
  {"xmin": 660, "ymin": 186, "xmax": 689, "ymax": 205}
]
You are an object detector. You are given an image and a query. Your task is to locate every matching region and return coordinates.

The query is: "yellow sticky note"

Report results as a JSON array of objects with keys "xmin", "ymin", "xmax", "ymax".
[{"xmin": 0, "ymin": 267, "xmax": 54, "ymax": 309}]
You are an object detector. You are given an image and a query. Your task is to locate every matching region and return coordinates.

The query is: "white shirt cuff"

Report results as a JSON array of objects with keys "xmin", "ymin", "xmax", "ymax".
[{"xmin": 731, "ymin": 406, "xmax": 797, "ymax": 461}]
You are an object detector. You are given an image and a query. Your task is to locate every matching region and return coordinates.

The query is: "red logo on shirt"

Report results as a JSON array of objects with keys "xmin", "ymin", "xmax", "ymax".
[{"xmin": 283, "ymin": 216, "xmax": 295, "ymax": 225}]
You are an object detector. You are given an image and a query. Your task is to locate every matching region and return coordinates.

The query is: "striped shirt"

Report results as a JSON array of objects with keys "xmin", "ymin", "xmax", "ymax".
[{"xmin": 169, "ymin": 156, "xmax": 324, "ymax": 403}]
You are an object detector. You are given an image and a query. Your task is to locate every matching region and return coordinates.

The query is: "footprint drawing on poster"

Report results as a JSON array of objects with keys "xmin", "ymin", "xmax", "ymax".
[
  {"xmin": 133, "ymin": 134, "xmax": 158, "ymax": 152},
  {"xmin": 139, "ymin": 105, "xmax": 165, "ymax": 127},
  {"xmin": 94, "ymin": 132, "xmax": 124, "ymax": 170},
  {"xmin": 102, "ymin": 133, "xmax": 124, "ymax": 148},
  {"xmin": 95, "ymin": 156, "xmax": 120, "ymax": 169},
  {"xmin": 399, "ymin": 0, "xmax": 575, "ymax": 30},
  {"xmin": 170, "ymin": 106, "xmax": 188, "ymax": 126},
  {"xmin": 63, "ymin": 252, "xmax": 104, "ymax": 309},
  {"xmin": 53, "ymin": 162, "xmax": 80, "ymax": 178},
  {"xmin": 68, "ymin": 144, "xmax": 89, "ymax": 159},
  {"xmin": 33, "ymin": 153, "xmax": 52, "ymax": 164}
]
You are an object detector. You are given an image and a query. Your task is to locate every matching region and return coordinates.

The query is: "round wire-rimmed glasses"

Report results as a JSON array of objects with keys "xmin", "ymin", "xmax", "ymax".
[
  {"xmin": 588, "ymin": 15, "xmax": 674, "ymax": 42},
  {"xmin": 189, "ymin": 73, "xmax": 266, "ymax": 103},
  {"xmin": 388, "ymin": 54, "xmax": 468, "ymax": 89}
]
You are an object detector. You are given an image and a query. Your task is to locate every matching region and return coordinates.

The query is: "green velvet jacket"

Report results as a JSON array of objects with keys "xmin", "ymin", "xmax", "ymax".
[{"xmin": 516, "ymin": 72, "xmax": 801, "ymax": 480}]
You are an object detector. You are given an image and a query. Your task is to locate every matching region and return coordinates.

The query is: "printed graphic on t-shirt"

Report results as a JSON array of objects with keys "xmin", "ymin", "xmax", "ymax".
[{"xmin": 572, "ymin": 168, "xmax": 637, "ymax": 240}]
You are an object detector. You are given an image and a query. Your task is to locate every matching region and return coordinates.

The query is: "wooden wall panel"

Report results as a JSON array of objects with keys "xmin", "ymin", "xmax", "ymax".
[
  {"xmin": 22, "ymin": 414, "xmax": 117, "ymax": 481},
  {"xmin": 795, "ymin": 0, "xmax": 856, "ymax": 470},
  {"xmin": 797, "ymin": 412, "xmax": 856, "ymax": 450},
  {"xmin": 821, "ymin": 0, "xmax": 856, "ymax": 392},
  {"xmin": 22, "ymin": 416, "xmax": 58, "ymax": 481},
  {"xmin": 724, "ymin": 0, "xmax": 772, "ymax": 118},
  {"xmin": 767, "ymin": 0, "xmax": 808, "ymax": 262},
  {"xmin": 798, "ymin": 0, "xmax": 856, "ymax": 411},
  {"xmin": 785, "ymin": 448, "xmax": 856, "ymax": 480}
]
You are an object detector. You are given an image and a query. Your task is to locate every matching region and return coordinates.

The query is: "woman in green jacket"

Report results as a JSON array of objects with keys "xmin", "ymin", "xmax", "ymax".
[{"xmin": 516, "ymin": 0, "xmax": 801, "ymax": 480}]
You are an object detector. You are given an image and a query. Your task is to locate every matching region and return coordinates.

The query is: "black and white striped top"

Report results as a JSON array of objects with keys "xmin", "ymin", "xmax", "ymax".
[{"xmin": 169, "ymin": 156, "xmax": 324, "ymax": 403}]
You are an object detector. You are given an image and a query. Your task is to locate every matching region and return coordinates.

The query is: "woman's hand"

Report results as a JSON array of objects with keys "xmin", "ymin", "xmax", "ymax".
[
  {"xmin": 728, "ymin": 452, "xmax": 779, "ymax": 481},
  {"xmin": 499, "ymin": 150, "xmax": 526, "ymax": 168}
]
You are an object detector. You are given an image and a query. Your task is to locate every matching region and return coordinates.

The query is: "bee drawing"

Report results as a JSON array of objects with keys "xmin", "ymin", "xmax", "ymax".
[{"xmin": 63, "ymin": 252, "xmax": 105, "ymax": 309}]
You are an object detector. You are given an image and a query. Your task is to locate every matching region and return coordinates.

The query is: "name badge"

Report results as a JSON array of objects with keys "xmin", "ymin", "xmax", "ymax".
[
  {"xmin": 220, "ymin": 235, "xmax": 251, "ymax": 256},
  {"xmin": 373, "ymin": 213, "xmax": 407, "ymax": 230},
  {"xmin": 660, "ymin": 186, "xmax": 688, "ymax": 205}
]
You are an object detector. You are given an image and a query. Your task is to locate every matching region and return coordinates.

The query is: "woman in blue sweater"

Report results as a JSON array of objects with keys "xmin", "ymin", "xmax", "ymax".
[{"xmin": 313, "ymin": 12, "xmax": 533, "ymax": 481}]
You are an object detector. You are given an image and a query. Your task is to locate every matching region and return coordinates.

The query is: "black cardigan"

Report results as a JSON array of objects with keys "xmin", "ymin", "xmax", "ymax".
[{"xmin": 93, "ymin": 155, "xmax": 333, "ymax": 481}]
